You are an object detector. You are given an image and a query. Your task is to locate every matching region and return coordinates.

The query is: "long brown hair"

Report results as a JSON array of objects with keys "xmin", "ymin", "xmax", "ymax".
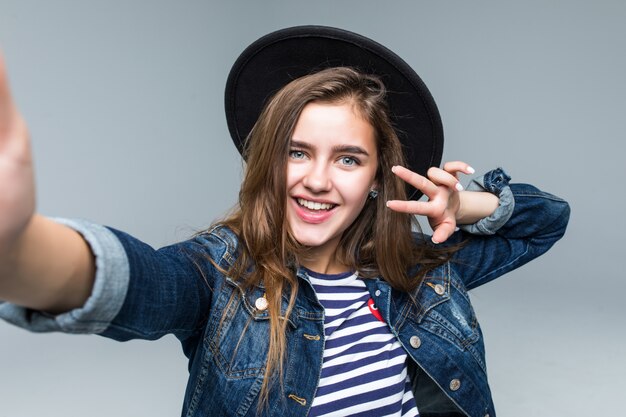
[{"xmin": 217, "ymin": 67, "xmax": 453, "ymax": 406}]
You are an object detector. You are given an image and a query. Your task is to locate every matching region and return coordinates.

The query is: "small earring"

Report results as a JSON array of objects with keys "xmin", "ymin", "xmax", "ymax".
[{"xmin": 368, "ymin": 189, "xmax": 379, "ymax": 199}]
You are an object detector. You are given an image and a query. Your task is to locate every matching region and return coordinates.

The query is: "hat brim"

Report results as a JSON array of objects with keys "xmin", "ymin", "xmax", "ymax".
[{"xmin": 225, "ymin": 25, "xmax": 443, "ymax": 200}]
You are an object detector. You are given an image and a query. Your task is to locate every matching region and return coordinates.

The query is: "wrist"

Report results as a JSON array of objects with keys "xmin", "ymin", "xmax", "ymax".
[{"xmin": 455, "ymin": 191, "xmax": 499, "ymax": 225}]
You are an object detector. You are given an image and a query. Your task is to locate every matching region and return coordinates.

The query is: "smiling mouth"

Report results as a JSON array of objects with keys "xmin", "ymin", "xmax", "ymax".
[{"xmin": 297, "ymin": 198, "xmax": 336, "ymax": 211}]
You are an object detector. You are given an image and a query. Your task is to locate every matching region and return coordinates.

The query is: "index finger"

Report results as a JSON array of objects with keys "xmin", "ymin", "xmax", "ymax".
[{"xmin": 0, "ymin": 51, "xmax": 17, "ymax": 126}]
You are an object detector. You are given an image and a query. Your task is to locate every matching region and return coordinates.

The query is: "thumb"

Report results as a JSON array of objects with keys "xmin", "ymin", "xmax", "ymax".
[
  {"xmin": 431, "ymin": 221, "xmax": 456, "ymax": 245},
  {"xmin": 0, "ymin": 51, "xmax": 19, "ymax": 132},
  {"xmin": 0, "ymin": 50, "xmax": 30, "ymax": 157}
]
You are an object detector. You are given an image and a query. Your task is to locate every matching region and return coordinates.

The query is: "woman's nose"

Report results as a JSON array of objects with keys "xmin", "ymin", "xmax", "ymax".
[{"xmin": 302, "ymin": 163, "xmax": 331, "ymax": 193}]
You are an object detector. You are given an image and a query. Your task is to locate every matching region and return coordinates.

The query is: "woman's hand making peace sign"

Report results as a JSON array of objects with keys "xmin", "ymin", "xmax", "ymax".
[{"xmin": 386, "ymin": 162, "xmax": 498, "ymax": 244}]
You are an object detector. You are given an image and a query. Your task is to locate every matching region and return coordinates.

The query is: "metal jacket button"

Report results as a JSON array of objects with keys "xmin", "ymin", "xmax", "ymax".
[
  {"xmin": 255, "ymin": 296, "xmax": 268, "ymax": 311},
  {"xmin": 434, "ymin": 284, "xmax": 445, "ymax": 295},
  {"xmin": 375, "ymin": 289, "xmax": 381, "ymax": 296},
  {"xmin": 449, "ymin": 378, "xmax": 461, "ymax": 391},
  {"xmin": 409, "ymin": 335, "xmax": 421, "ymax": 348}
]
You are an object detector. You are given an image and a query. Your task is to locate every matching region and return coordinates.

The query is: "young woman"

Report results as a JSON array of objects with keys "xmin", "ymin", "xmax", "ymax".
[{"xmin": 0, "ymin": 27, "xmax": 569, "ymax": 417}]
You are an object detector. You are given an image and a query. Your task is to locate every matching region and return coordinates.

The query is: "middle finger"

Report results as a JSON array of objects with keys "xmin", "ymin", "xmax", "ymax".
[
  {"xmin": 427, "ymin": 167, "xmax": 464, "ymax": 191},
  {"xmin": 391, "ymin": 165, "xmax": 439, "ymax": 198}
]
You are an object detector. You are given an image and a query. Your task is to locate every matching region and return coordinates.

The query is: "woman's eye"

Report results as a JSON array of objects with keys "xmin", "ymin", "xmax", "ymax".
[
  {"xmin": 289, "ymin": 150, "xmax": 306, "ymax": 159},
  {"xmin": 340, "ymin": 156, "xmax": 358, "ymax": 166}
]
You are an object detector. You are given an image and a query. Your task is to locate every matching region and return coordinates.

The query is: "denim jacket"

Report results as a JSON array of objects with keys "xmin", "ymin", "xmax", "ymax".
[{"xmin": 0, "ymin": 169, "xmax": 570, "ymax": 417}]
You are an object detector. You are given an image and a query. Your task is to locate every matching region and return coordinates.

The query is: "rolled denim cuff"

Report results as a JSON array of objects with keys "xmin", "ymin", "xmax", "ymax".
[
  {"xmin": 0, "ymin": 218, "xmax": 129, "ymax": 334},
  {"xmin": 459, "ymin": 168, "xmax": 515, "ymax": 235}
]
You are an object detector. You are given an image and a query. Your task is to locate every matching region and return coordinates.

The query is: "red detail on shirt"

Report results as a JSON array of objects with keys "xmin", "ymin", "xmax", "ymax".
[{"xmin": 367, "ymin": 298, "xmax": 384, "ymax": 322}]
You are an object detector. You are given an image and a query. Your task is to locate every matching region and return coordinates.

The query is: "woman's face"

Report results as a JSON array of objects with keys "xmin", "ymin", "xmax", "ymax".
[{"xmin": 286, "ymin": 101, "xmax": 378, "ymax": 264}]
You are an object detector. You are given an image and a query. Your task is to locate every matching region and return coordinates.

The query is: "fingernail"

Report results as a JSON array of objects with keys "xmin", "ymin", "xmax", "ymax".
[
  {"xmin": 391, "ymin": 166, "xmax": 398, "ymax": 173},
  {"xmin": 455, "ymin": 182, "xmax": 464, "ymax": 191},
  {"xmin": 431, "ymin": 237, "xmax": 439, "ymax": 244},
  {"xmin": 385, "ymin": 201, "xmax": 391, "ymax": 207},
  {"xmin": 467, "ymin": 166, "xmax": 475, "ymax": 174}
]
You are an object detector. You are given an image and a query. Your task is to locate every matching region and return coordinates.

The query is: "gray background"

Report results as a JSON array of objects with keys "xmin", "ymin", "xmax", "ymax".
[{"xmin": 0, "ymin": 0, "xmax": 624, "ymax": 416}]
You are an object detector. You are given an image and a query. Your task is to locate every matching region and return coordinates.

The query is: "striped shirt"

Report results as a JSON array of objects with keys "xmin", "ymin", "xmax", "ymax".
[{"xmin": 306, "ymin": 269, "xmax": 419, "ymax": 417}]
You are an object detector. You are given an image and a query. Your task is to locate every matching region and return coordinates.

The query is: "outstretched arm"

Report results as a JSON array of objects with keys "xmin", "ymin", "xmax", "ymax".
[{"xmin": 0, "ymin": 52, "xmax": 95, "ymax": 313}]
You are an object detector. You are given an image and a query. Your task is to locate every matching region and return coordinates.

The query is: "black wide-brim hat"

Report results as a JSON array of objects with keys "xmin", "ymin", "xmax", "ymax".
[{"xmin": 225, "ymin": 25, "xmax": 443, "ymax": 200}]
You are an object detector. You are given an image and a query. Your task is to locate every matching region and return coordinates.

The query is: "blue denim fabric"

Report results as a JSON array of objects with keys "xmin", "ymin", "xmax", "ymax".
[
  {"xmin": 0, "ymin": 219, "xmax": 128, "ymax": 333},
  {"xmin": 0, "ymin": 169, "xmax": 570, "ymax": 417},
  {"xmin": 459, "ymin": 168, "xmax": 514, "ymax": 235}
]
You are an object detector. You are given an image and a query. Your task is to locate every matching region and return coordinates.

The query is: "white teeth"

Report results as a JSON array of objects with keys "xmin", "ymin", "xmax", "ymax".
[{"xmin": 297, "ymin": 198, "xmax": 334, "ymax": 210}]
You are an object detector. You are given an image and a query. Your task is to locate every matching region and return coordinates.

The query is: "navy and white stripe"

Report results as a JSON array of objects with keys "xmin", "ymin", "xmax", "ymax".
[{"xmin": 306, "ymin": 269, "xmax": 419, "ymax": 417}]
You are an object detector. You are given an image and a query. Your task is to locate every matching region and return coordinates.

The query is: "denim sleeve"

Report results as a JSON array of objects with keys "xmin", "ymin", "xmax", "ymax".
[
  {"xmin": 0, "ymin": 219, "xmax": 220, "ymax": 342},
  {"xmin": 98, "ymin": 227, "xmax": 220, "ymax": 342},
  {"xmin": 446, "ymin": 169, "xmax": 571, "ymax": 290},
  {"xmin": 0, "ymin": 218, "xmax": 129, "ymax": 334},
  {"xmin": 459, "ymin": 168, "xmax": 515, "ymax": 235}
]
